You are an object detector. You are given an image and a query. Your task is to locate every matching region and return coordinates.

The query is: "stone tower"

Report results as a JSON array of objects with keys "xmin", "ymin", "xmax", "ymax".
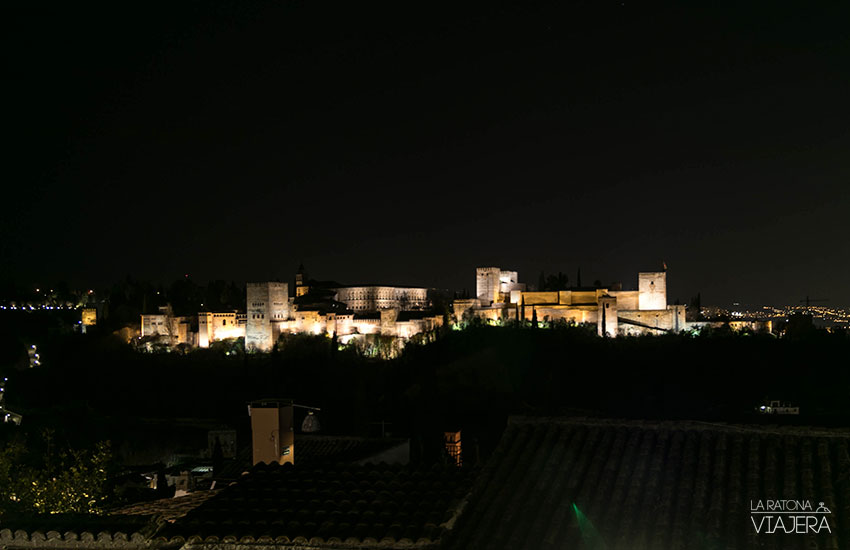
[
  {"xmin": 476, "ymin": 267, "xmax": 501, "ymax": 305},
  {"xmin": 597, "ymin": 295, "xmax": 618, "ymax": 337},
  {"xmin": 246, "ymin": 282, "xmax": 289, "ymax": 351},
  {"xmin": 638, "ymin": 272, "xmax": 667, "ymax": 311},
  {"xmin": 669, "ymin": 304, "xmax": 687, "ymax": 332}
]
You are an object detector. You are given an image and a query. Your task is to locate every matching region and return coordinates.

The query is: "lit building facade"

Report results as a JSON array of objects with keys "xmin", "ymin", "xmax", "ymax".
[
  {"xmin": 140, "ymin": 264, "xmax": 701, "ymax": 352},
  {"xmin": 334, "ymin": 286, "xmax": 428, "ymax": 312},
  {"xmin": 475, "ymin": 267, "xmax": 525, "ymax": 305},
  {"xmin": 192, "ymin": 276, "xmax": 438, "ymax": 352},
  {"xmin": 140, "ymin": 305, "xmax": 195, "ymax": 346},
  {"xmin": 460, "ymin": 267, "xmax": 687, "ymax": 337},
  {"xmin": 246, "ymin": 282, "xmax": 289, "ymax": 351},
  {"xmin": 198, "ymin": 311, "xmax": 246, "ymax": 347}
]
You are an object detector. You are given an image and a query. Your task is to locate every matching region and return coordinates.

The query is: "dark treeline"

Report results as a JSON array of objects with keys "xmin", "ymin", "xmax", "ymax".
[
  {"xmin": 403, "ymin": 323, "xmax": 850, "ymax": 456},
  {"xmin": 2, "ymin": 321, "xmax": 848, "ymax": 467},
  {"xmin": 1, "ymin": 328, "xmax": 412, "ymax": 464}
]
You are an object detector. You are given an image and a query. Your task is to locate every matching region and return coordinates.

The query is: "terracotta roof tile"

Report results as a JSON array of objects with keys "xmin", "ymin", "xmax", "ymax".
[
  {"xmin": 0, "ymin": 515, "xmax": 156, "ymax": 549},
  {"xmin": 443, "ymin": 417, "xmax": 850, "ymax": 550},
  {"xmin": 295, "ymin": 435, "xmax": 407, "ymax": 464},
  {"xmin": 160, "ymin": 462, "xmax": 474, "ymax": 548}
]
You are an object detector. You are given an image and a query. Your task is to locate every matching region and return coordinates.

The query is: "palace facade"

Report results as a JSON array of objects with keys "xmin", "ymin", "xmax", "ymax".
[{"xmin": 140, "ymin": 264, "xmax": 703, "ymax": 351}]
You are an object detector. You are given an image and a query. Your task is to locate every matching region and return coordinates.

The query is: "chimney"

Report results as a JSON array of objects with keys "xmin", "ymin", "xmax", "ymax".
[{"xmin": 248, "ymin": 399, "xmax": 295, "ymax": 466}]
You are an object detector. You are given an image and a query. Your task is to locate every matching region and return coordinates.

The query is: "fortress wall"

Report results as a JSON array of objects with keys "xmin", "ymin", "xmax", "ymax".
[
  {"xmin": 609, "ymin": 290, "xmax": 639, "ymax": 310},
  {"xmin": 521, "ymin": 291, "xmax": 560, "ymax": 305},
  {"xmin": 618, "ymin": 308, "xmax": 676, "ymax": 332},
  {"xmin": 525, "ymin": 306, "xmax": 595, "ymax": 324},
  {"xmin": 597, "ymin": 296, "xmax": 618, "ymax": 337}
]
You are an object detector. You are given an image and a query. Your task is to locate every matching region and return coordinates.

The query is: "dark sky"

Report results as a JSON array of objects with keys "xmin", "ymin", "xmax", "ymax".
[{"xmin": 3, "ymin": 2, "xmax": 849, "ymax": 306}]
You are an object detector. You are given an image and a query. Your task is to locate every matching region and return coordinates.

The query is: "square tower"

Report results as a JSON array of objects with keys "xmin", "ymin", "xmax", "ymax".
[
  {"xmin": 638, "ymin": 272, "xmax": 667, "ymax": 311},
  {"xmin": 476, "ymin": 267, "xmax": 501, "ymax": 305},
  {"xmin": 597, "ymin": 295, "xmax": 618, "ymax": 337},
  {"xmin": 246, "ymin": 282, "xmax": 289, "ymax": 351},
  {"xmin": 669, "ymin": 304, "xmax": 687, "ymax": 332},
  {"xmin": 498, "ymin": 270, "xmax": 518, "ymax": 292},
  {"xmin": 198, "ymin": 312, "xmax": 213, "ymax": 348}
]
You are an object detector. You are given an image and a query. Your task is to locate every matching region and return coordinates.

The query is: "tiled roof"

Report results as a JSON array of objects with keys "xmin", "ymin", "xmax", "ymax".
[
  {"xmin": 215, "ymin": 446, "xmax": 253, "ymax": 480},
  {"xmin": 0, "ymin": 529, "xmax": 152, "ymax": 549},
  {"xmin": 110, "ymin": 490, "xmax": 222, "ymax": 521},
  {"xmin": 0, "ymin": 514, "xmax": 157, "ymax": 549},
  {"xmin": 216, "ymin": 434, "xmax": 407, "ymax": 487},
  {"xmin": 444, "ymin": 416, "xmax": 850, "ymax": 550},
  {"xmin": 159, "ymin": 462, "xmax": 474, "ymax": 548},
  {"xmin": 215, "ymin": 436, "xmax": 409, "ymax": 481},
  {"xmin": 295, "ymin": 435, "xmax": 407, "ymax": 464}
]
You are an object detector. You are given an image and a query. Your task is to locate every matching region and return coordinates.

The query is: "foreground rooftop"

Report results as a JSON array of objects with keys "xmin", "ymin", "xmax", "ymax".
[
  {"xmin": 3, "ymin": 418, "xmax": 848, "ymax": 549},
  {"xmin": 444, "ymin": 416, "xmax": 850, "ymax": 550}
]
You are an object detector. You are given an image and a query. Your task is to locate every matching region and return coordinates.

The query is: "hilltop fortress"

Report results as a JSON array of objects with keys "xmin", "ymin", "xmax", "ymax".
[
  {"xmin": 143, "ymin": 267, "xmax": 441, "ymax": 352},
  {"xmin": 457, "ymin": 267, "xmax": 685, "ymax": 337},
  {"xmin": 140, "ymin": 265, "xmax": 700, "ymax": 352}
]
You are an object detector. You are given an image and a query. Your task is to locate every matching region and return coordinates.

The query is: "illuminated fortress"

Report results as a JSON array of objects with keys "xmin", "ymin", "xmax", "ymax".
[
  {"xmin": 142, "ymin": 270, "xmax": 441, "ymax": 352},
  {"xmin": 141, "ymin": 264, "xmax": 703, "ymax": 352},
  {"xmin": 456, "ymin": 267, "xmax": 686, "ymax": 337},
  {"xmin": 241, "ymin": 281, "xmax": 440, "ymax": 352}
]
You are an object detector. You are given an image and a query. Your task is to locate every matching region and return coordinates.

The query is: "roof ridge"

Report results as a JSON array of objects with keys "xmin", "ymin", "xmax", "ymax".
[{"xmin": 506, "ymin": 415, "xmax": 850, "ymax": 437}]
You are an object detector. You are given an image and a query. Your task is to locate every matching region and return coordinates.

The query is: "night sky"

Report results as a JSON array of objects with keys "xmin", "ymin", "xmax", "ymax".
[{"xmin": 4, "ymin": 2, "xmax": 849, "ymax": 306}]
